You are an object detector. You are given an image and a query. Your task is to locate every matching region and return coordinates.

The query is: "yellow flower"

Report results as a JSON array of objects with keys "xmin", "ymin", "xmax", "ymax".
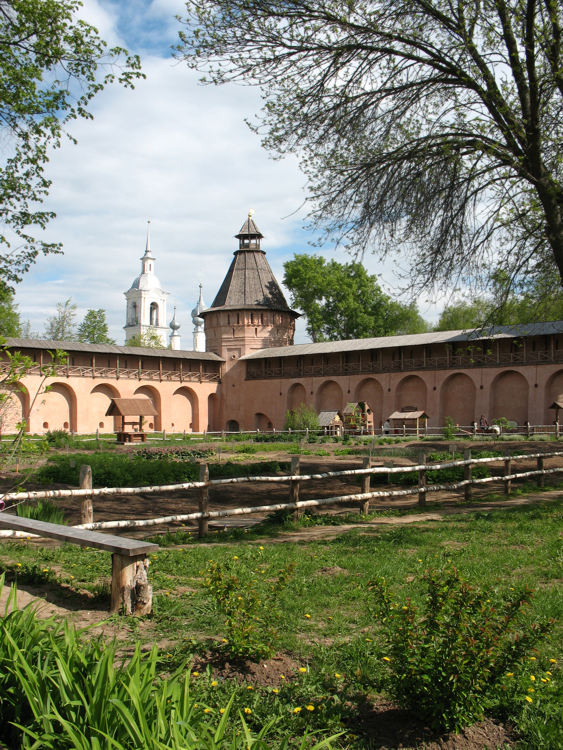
[
  {"xmin": 299, "ymin": 667, "xmax": 307, "ymax": 673},
  {"xmin": 293, "ymin": 707, "xmax": 302, "ymax": 714},
  {"xmin": 243, "ymin": 707, "xmax": 252, "ymax": 714},
  {"xmin": 506, "ymin": 673, "xmax": 514, "ymax": 677},
  {"xmin": 383, "ymin": 657, "xmax": 391, "ymax": 662},
  {"xmin": 525, "ymin": 696, "xmax": 533, "ymax": 703},
  {"xmin": 16, "ymin": 563, "xmax": 21, "ymax": 567},
  {"xmin": 280, "ymin": 675, "xmax": 285, "ymax": 680},
  {"xmin": 541, "ymin": 678, "xmax": 548, "ymax": 683},
  {"xmin": 528, "ymin": 688, "xmax": 535, "ymax": 693},
  {"xmin": 306, "ymin": 704, "xmax": 315, "ymax": 711},
  {"xmin": 220, "ymin": 708, "xmax": 226, "ymax": 714},
  {"xmin": 247, "ymin": 685, "xmax": 254, "ymax": 690},
  {"xmin": 42, "ymin": 568, "xmax": 49, "ymax": 573},
  {"xmin": 402, "ymin": 606, "xmax": 408, "ymax": 610},
  {"xmin": 305, "ymin": 613, "xmax": 311, "ymax": 619},
  {"xmin": 365, "ymin": 637, "xmax": 372, "ymax": 642},
  {"xmin": 259, "ymin": 546, "xmax": 264, "ymax": 550},
  {"xmin": 328, "ymin": 616, "xmax": 333, "ymax": 620},
  {"xmin": 204, "ymin": 708, "xmax": 212, "ymax": 714},
  {"xmin": 417, "ymin": 559, "xmax": 422, "ymax": 562},
  {"xmin": 334, "ymin": 672, "xmax": 342, "ymax": 678},
  {"xmin": 530, "ymin": 675, "xmax": 536, "ymax": 681},
  {"xmin": 529, "ymin": 656, "xmax": 536, "ymax": 661},
  {"xmin": 549, "ymin": 659, "xmax": 557, "ymax": 664},
  {"xmin": 222, "ymin": 638, "xmax": 228, "ymax": 643},
  {"xmin": 272, "ymin": 688, "xmax": 279, "ymax": 694},
  {"xmin": 546, "ymin": 671, "xmax": 552, "ymax": 676},
  {"xmin": 233, "ymin": 555, "xmax": 239, "ymax": 560},
  {"xmin": 192, "ymin": 672, "xmax": 199, "ymax": 677},
  {"xmin": 211, "ymin": 680, "xmax": 218, "ymax": 687}
]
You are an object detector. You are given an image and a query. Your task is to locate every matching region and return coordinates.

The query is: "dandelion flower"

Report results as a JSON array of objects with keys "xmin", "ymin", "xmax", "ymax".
[
  {"xmin": 402, "ymin": 606, "xmax": 408, "ymax": 610},
  {"xmin": 192, "ymin": 672, "xmax": 199, "ymax": 677},
  {"xmin": 541, "ymin": 678, "xmax": 548, "ymax": 683},
  {"xmin": 546, "ymin": 671, "xmax": 552, "ymax": 676},
  {"xmin": 247, "ymin": 685, "xmax": 254, "ymax": 690},
  {"xmin": 530, "ymin": 675, "xmax": 536, "ymax": 681},
  {"xmin": 506, "ymin": 673, "xmax": 514, "ymax": 677},
  {"xmin": 299, "ymin": 667, "xmax": 307, "ymax": 673},
  {"xmin": 549, "ymin": 659, "xmax": 557, "ymax": 664},
  {"xmin": 259, "ymin": 546, "xmax": 264, "ymax": 550},
  {"xmin": 528, "ymin": 688, "xmax": 535, "ymax": 693},
  {"xmin": 272, "ymin": 688, "xmax": 279, "ymax": 694},
  {"xmin": 280, "ymin": 675, "xmax": 285, "ymax": 680},
  {"xmin": 525, "ymin": 696, "xmax": 533, "ymax": 704},
  {"xmin": 365, "ymin": 637, "xmax": 372, "ymax": 642},
  {"xmin": 16, "ymin": 563, "xmax": 21, "ymax": 567},
  {"xmin": 383, "ymin": 657, "xmax": 391, "ymax": 662},
  {"xmin": 529, "ymin": 656, "xmax": 536, "ymax": 661},
  {"xmin": 306, "ymin": 704, "xmax": 315, "ymax": 711},
  {"xmin": 293, "ymin": 707, "xmax": 302, "ymax": 714},
  {"xmin": 204, "ymin": 708, "xmax": 212, "ymax": 714},
  {"xmin": 220, "ymin": 708, "xmax": 226, "ymax": 714},
  {"xmin": 211, "ymin": 680, "xmax": 218, "ymax": 687},
  {"xmin": 243, "ymin": 707, "xmax": 252, "ymax": 714},
  {"xmin": 233, "ymin": 555, "xmax": 239, "ymax": 560},
  {"xmin": 305, "ymin": 613, "xmax": 311, "ymax": 619},
  {"xmin": 335, "ymin": 672, "xmax": 342, "ymax": 678}
]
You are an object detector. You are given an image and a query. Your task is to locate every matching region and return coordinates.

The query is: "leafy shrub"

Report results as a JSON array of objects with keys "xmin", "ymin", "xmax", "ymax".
[
  {"xmin": 284, "ymin": 404, "xmax": 320, "ymax": 432},
  {"xmin": 45, "ymin": 429, "xmax": 72, "ymax": 448},
  {"xmin": 369, "ymin": 566, "xmax": 553, "ymax": 732},
  {"xmin": 133, "ymin": 446, "xmax": 214, "ymax": 461},
  {"xmin": 16, "ymin": 499, "xmax": 65, "ymax": 524},
  {"xmin": 442, "ymin": 416, "xmax": 456, "ymax": 440},
  {"xmin": 204, "ymin": 555, "xmax": 295, "ymax": 660}
]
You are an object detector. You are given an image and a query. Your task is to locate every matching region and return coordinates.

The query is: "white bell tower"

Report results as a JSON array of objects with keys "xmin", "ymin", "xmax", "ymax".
[{"xmin": 124, "ymin": 220, "xmax": 169, "ymax": 346}]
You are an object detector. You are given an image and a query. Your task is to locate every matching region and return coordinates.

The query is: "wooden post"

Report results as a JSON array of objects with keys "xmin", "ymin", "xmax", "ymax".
[
  {"xmin": 290, "ymin": 456, "xmax": 301, "ymax": 518},
  {"xmin": 198, "ymin": 463, "xmax": 209, "ymax": 537},
  {"xmin": 504, "ymin": 453, "xmax": 512, "ymax": 495},
  {"xmin": 110, "ymin": 553, "xmax": 152, "ymax": 615},
  {"xmin": 360, "ymin": 456, "xmax": 372, "ymax": 515},
  {"xmin": 79, "ymin": 464, "xmax": 94, "ymax": 525},
  {"xmin": 464, "ymin": 449, "xmax": 472, "ymax": 502},
  {"xmin": 418, "ymin": 452, "xmax": 426, "ymax": 507},
  {"xmin": 537, "ymin": 456, "xmax": 544, "ymax": 488}
]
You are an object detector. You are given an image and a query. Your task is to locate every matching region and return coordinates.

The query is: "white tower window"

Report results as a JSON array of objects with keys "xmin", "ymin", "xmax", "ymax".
[{"xmin": 150, "ymin": 302, "xmax": 159, "ymax": 326}]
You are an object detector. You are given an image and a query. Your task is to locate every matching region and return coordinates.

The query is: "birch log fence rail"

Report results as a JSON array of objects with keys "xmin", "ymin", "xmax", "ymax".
[{"xmin": 0, "ymin": 451, "xmax": 561, "ymax": 539}]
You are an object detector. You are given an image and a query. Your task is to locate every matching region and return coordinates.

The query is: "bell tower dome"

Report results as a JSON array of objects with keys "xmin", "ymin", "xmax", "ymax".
[
  {"xmin": 201, "ymin": 211, "xmax": 299, "ymax": 368},
  {"xmin": 124, "ymin": 220, "xmax": 169, "ymax": 345}
]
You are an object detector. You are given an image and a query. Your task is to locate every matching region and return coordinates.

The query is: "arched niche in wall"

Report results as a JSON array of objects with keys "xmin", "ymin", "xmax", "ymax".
[
  {"xmin": 172, "ymin": 386, "xmax": 199, "ymax": 432},
  {"xmin": 355, "ymin": 378, "xmax": 384, "ymax": 427},
  {"xmin": 2, "ymin": 383, "xmax": 29, "ymax": 433},
  {"xmin": 287, "ymin": 382, "xmax": 307, "ymax": 411},
  {"xmin": 315, "ymin": 380, "xmax": 343, "ymax": 412},
  {"xmin": 439, "ymin": 373, "xmax": 477, "ymax": 426},
  {"xmin": 490, "ymin": 370, "xmax": 529, "ymax": 425},
  {"xmin": 226, "ymin": 419, "xmax": 240, "ymax": 432},
  {"xmin": 90, "ymin": 383, "xmax": 121, "ymax": 432},
  {"xmin": 254, "ymin": 412, "xmax": 272, "ymax": 431},
  {"xmin": 395, "ymin": 375, "xmax": 427, "ymax": 413},
  {"xmin": 208, "ymin": 393, "xmax": 218, "ymax": 432},
  {"xmin": 134, "ymin": 385, "xmax": 162, "ymax": 431},
  {"xmin": 38, "ymin": 382, "xmax": 77, "ymax": 433},
  {"xmin": 544, "ymin": 370, "xmax": 563, "ymax": 424}
]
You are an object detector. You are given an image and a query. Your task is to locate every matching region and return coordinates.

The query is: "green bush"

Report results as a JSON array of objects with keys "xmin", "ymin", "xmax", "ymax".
[
  {"xmin": 369, "ymin": 566, "xmax": 553, "ymax": 732},
  {"xmin": 442, "ymin": 416, "xmax": 456, "ymax": 440},
  {"xmin": 284, "ymin": 403, "xmax": 320, "ymax": 432},
  {"xmin": 16, "ymin": 499, "xmax": 65, "ymax": 525},
  {"xmin": 204, "ymin": 555, "xmax": 295, "ymax": 660},
  {"xmin": 45, "ymin": 429, "xmax": 72, "ymax": 448}
]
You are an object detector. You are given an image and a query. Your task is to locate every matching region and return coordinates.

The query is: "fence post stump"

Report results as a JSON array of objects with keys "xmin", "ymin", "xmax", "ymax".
[
  {"xmin": 504, "ymin": 453, "xmax": 512, "ymax": 495},
  {"xmin": 360, "ymin": 457, "xmax": 372, "ymax": 515},
  {"xmin": 110, "ymin": 553, "xmax": 152, "ymax": 615},
  {"xmin": 464, "ymin": 449, "xmax": 472, "ymax": 502},
  {"xmin": 79, "ymin": 464, "xmax": 94, "ymax": 525},
  {"xmin": 537, "ymin": 456, "xmax": 544, "ymax": 488},
  {"xmin": 418, "ymin": 452, "xmax": 426, "ymax": 507},
  {"xmin": 198, "ymin": 462, "xmax": 209, "ymax": 537},
  {"xmin": 290, "ymin": 456, "xmax": 301, "ymax": 518}
]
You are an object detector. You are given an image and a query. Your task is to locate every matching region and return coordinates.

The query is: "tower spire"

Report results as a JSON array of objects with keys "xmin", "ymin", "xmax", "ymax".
[{"xmin": 144, "ymin": 218, "xmax": 153, "ymax": 257}]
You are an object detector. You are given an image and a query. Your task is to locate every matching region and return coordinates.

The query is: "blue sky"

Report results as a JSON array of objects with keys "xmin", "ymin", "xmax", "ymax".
[{"xmin": 13, "ymin": 0, "xmax": 441, "ymax": 345}]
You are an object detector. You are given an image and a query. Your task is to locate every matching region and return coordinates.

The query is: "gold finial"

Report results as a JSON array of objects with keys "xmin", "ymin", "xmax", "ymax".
[{"xmin": 248, "ymin": 208, "xmax": 255, "ymax": 218}]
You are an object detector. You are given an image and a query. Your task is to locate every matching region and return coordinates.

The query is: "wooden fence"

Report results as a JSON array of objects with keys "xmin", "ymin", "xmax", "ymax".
[{"xmin": 1, "ymin": 450, "xmax": 561, "ymax": 540}]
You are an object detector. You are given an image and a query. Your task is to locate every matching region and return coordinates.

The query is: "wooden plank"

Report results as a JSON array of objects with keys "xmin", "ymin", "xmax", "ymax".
[{"xmin": 0, "ymin": 515, "xmax": 158, "ymax": 556}]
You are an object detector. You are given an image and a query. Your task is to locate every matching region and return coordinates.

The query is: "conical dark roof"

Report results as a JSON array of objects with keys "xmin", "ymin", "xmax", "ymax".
[{"xmin": 204, "ymin": 214, "xmax": 298, "ymax": 315}]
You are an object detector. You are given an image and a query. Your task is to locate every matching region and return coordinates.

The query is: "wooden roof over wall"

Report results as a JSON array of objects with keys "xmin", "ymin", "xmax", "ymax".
[{"xmin": 105, "ymin": 398, "xmax": 158, "ymax": 417}]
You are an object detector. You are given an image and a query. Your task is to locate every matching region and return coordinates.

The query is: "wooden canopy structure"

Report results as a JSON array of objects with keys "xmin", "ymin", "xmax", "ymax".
[
  {"xmin": 342, "ymin": 402, "xmax": 375, "ymax": 434},
  {"xmin": 106, "ymin": 398, "xmax": 158, "ymax": 443},
  {"xmin": 387, "ymin": 409, "xmax": 429, "ymax": 436},
  {"xmin": 318, "ymin": 410, "xmax": 343, "ymax": 436}
]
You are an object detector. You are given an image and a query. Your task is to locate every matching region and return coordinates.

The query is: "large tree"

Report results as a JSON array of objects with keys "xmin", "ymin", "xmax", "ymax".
[
  {"xmin": 44, "ymin": 298, "xmax": 76, "ymax": 341},
  {"xmin": 77, "ymin": 309, "xmax": 115, "ymax": 344},
  {"xmin": 0, "ymin": 285, "xmax": 21, "ymax": 336},
  {"xmin": 0, "ymin": 0, "xmax": 142, "ymax": 288},
  {"xmin": 283, "ymin": 254, "xmax": 429, "ymax": 341},
  {"xmin": 178, "ymin": 1, "xmax": 563, "ymax": 295}
]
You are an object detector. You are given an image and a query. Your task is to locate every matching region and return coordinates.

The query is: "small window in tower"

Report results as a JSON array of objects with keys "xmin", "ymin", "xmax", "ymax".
[
  {"xmin": 255, "ymin": 328, "xmax": 258, "ymax": 336},
  {"xmin": 150, "ymin": 302, "xmax": 159, "ymax": 326},
  {"xmin": 227, "ymin": 314, "xmax": 230, "ymax": 324},
  {"xmin": 237, "ymin": 313, "xmax": 240, "ymax": 324},
  {"xmin": 250, "ymin": 312, "xmax": 254, "ymax": 324},
  {"xmin": 261, "ymin": 313, "xmax": 264, "ymax": 325}
]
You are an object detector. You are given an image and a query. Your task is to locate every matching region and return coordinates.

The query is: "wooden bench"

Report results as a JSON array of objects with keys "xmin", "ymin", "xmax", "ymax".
[{"xmin": 0, "ymin": 515, "xmax": 159, "ymax": 615}]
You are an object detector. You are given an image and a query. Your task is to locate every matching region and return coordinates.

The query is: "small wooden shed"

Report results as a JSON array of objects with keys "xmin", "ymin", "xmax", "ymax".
[
  {"xmin": 318, "ymin": 410, "xmax": 344, "ymax": 436},
  {"xmin": 342, "ymin": 402, "xmax": 375, "ymax": 434},
  {"xmin": 105, "ymin": 398, "xmax": 158, "ymax": 443},
  {"xmin": 548, "ymin": 396, "xmax": 563, "ymax": 435},
  {"xmin": 387, "ymin": 408, "xmax": 429, "ymax": 436}
]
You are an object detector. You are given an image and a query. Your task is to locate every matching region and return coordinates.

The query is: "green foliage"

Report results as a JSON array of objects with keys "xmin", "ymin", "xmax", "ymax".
[
  {"xmin": 0, "ymin": 285, "xmax": 21, "ymax": 336},
  {"xmin": 45, "ymin": 429, "xmax": 72, "ymax": 448},
  {"xmin": 283, "ymin": 254, "xmax": 428, "ymax": 342},
  {"xmin": 126, "ymin": 328, "xmax": 166, "ymax": 348},
  {"xmin": 0, "ymin": 576, "xmax": 336, "ymax": 749},
  {"xmin": 284, "ymin": 403, "xmax": 320, "ymax": 431},
  {"xmin": 204, "ymin": 555, "xmax": 295, "ymax": 660},
  {"xmin": 43, "ymin": 298, "xmax": 77, "ymax": 341},
  {"xmin": 133, "ymin": 446, "xmax": 214, "ymax": 461},
  {"xmin": 35, "ymin": 453, "xmax": 287, "ymax": 487},
  {"xmin": 369, "ymin": 567, "xmax": 553, "ymax": 732},
  {"xmin": 76, "ymin": 309, "xmax": 115, "ymax": 344},
  {"xmin": 16, "ymin": 499, "xmax": 65, "ymax": 524},
  {"xmin": 442, "ymin": 416, "xmax": 456, "ymax": 440},
  {"xmin": 493, "ymin": 417, "xmax": 511, "ymax": 432},
  {"xmin": 0, "ymin": 0, "xmax": 142, "ymax": 288}
]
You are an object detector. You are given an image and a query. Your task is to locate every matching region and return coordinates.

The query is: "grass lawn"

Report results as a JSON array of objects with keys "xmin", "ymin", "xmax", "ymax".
[{"xmin": 1, "ymin": 496, "xmax": 561, "ymax": 748}]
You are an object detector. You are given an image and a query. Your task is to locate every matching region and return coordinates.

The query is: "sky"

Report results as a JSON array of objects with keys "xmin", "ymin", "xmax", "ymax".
[{"xmin": 11, "ymin": 0, "xmax": 443, "ymax": 345}]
